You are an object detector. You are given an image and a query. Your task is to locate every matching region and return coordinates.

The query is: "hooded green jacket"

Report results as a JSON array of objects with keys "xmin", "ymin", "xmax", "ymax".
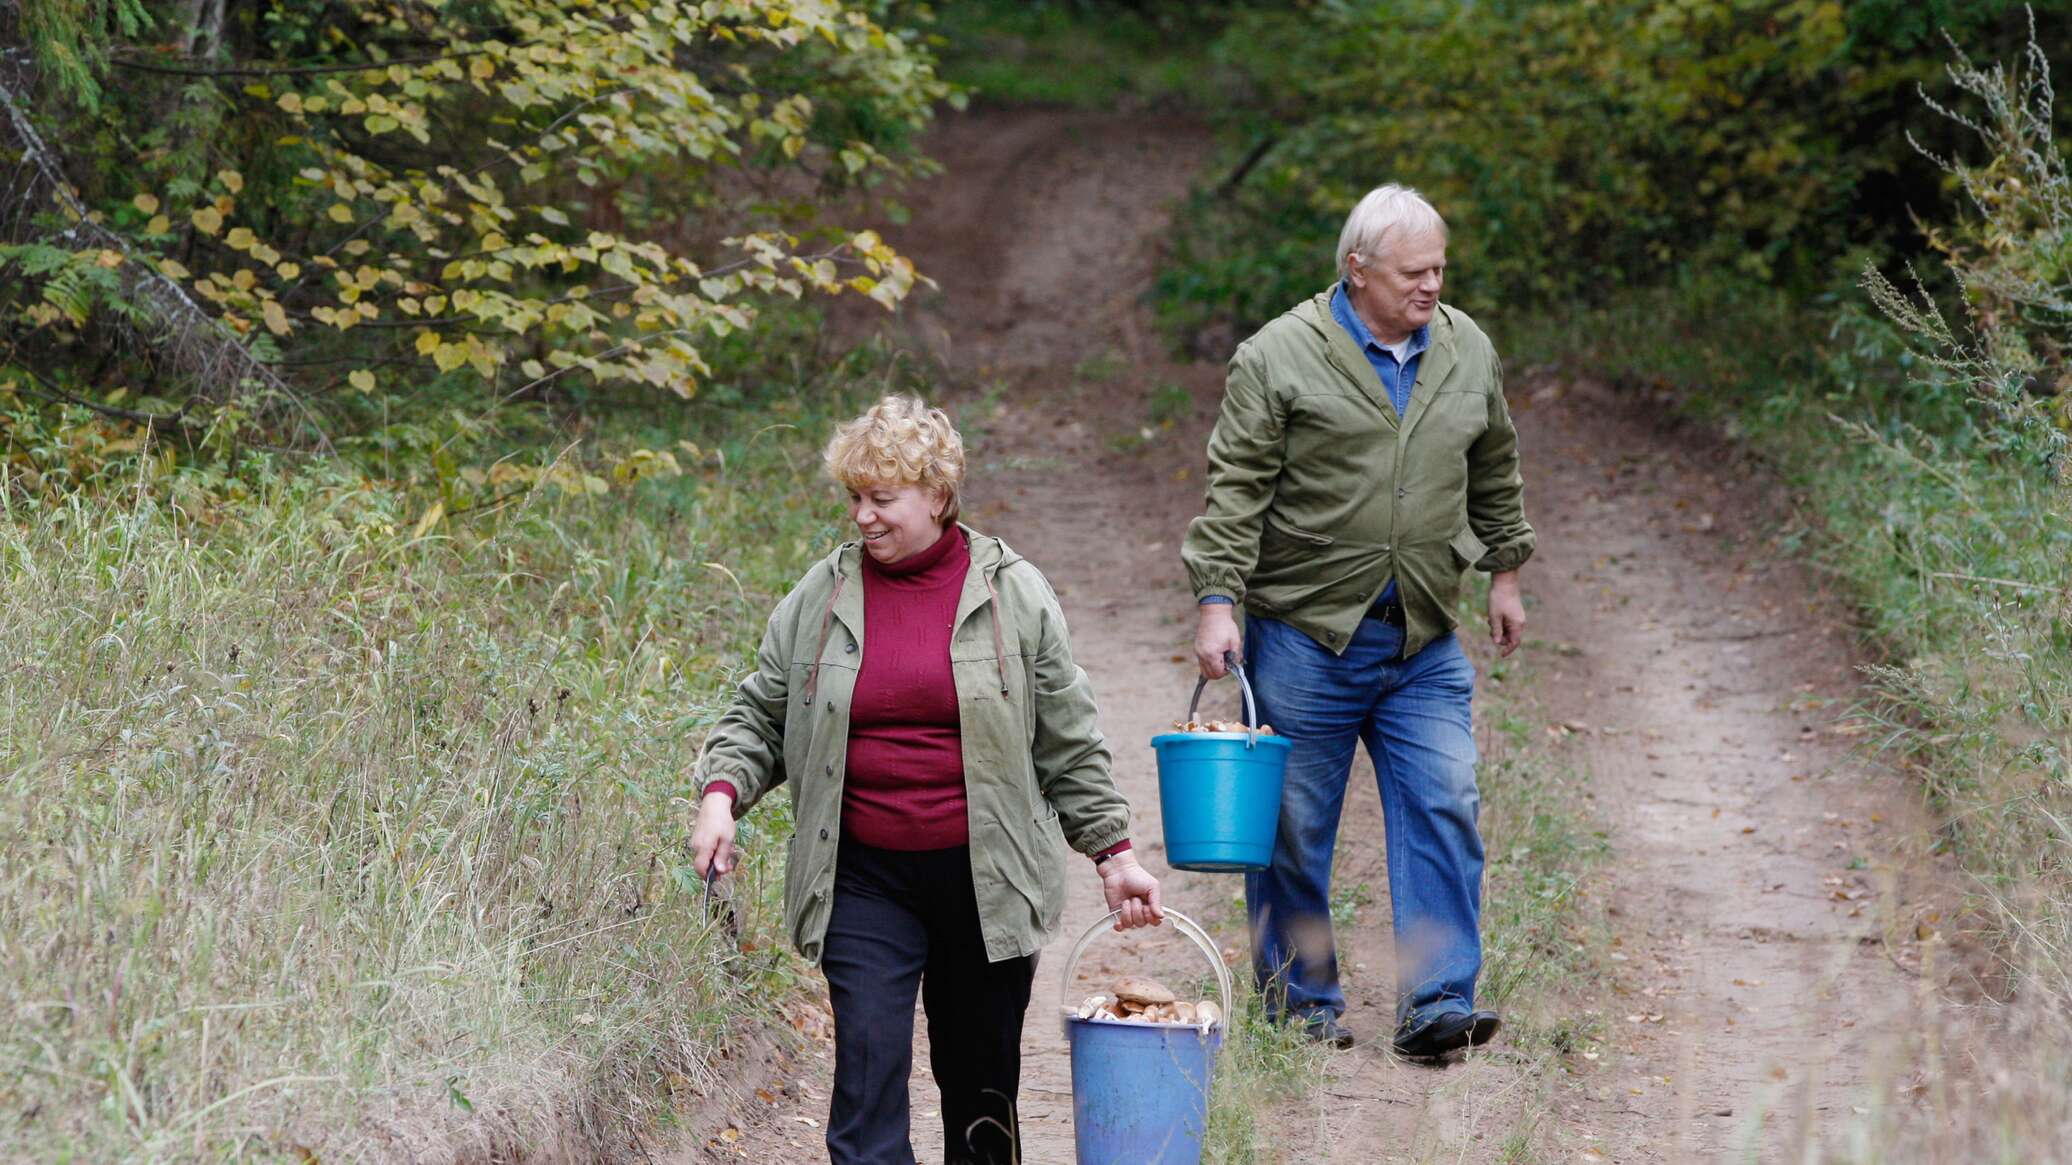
[
  {"xmin": 1183, "ymin": 292, "xmax": 1535, "ymax": 657},
  {"xmin": 695, "ymin": 528, "xmax": 1129, "ymax": 965}
]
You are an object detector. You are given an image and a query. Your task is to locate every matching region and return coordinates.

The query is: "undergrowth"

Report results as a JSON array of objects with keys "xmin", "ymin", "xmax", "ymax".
[{"xmin": 0, "ymin": 342, "xmax": 922, "ymax": 1161}]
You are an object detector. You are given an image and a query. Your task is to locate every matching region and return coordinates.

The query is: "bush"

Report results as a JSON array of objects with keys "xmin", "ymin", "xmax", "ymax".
[{"xmin": 1155, "ymin": 0, "xmax": 2069, "ymax": 342}]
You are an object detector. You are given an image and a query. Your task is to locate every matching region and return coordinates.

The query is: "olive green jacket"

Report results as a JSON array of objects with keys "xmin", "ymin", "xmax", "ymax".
[
  {"xmin": 695, "ymin": 528, "xmax": 1129, "ymax": 965},
  {"xmin": 1183, "ymin": 292, "xmax": 1535, "ymax": 657}
]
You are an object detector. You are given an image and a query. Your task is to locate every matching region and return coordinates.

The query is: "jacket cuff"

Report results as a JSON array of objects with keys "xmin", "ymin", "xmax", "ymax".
[
  {"xmin": 1475, "ymin": 538, "xmax": 1535, "ymax": 575},
  {"xmin": 701, "ymin": 779, "xmax": 739, "ymax": 803},
  {"xmin": 1195, "ymin": 586, "xmax": 1240, "ymax": 605},
  {"xmin": 1092, "ymin": 839, "xmax": 1133, "ymax": 863},
  {"xmin": 1071, "ymin": 818, "xmax": 1131, "ymax": 857}
]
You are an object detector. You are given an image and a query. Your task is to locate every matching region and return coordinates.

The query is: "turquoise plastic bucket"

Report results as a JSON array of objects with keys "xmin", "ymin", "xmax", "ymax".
[
  {"xmin": 1059, "ymin": 909, "xmax": 1232, "ymax": 1165},
  {"xmin": 1152, "ymin": 662, "xmax": 1290, "ymax": 872}
]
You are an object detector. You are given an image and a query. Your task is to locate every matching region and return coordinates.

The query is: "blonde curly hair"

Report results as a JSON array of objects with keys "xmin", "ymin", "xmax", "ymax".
[{"xmin": 824, "ymin": 394, "xmax": 966, "ymax": 526}]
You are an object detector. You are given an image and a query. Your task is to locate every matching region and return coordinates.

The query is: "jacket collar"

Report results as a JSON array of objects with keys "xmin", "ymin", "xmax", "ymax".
[
  {"xmin": 1298, "ymin": 289, "xmax": 1458, "ymax": 438},
  {"xmin": 805, "ymin": 526, "xmax": 1021, "ymax": 701}
]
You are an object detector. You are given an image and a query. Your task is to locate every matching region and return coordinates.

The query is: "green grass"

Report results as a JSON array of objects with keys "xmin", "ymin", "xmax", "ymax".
[
  {"xmin": 1512, "ymin": 278, "xmax": 2072, "ymax": 1159},
  {"xmin": 928, "ymin": 0, "xmax": 1235, "ymax": 109},
  {"xmin": 0, "ymin": 359, "xmax": 909, "ymax": 1160}
]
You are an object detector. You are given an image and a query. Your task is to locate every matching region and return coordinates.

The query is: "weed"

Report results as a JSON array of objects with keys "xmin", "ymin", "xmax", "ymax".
[{"xmin": 0, "ymin": 369, "xmax": 895, "ymax": 1160}]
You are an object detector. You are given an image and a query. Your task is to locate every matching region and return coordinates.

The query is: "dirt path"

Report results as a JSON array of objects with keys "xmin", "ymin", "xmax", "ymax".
[{"xmin": 675, "ymin": 109, "xmax": 1951, "ymax": 1163}]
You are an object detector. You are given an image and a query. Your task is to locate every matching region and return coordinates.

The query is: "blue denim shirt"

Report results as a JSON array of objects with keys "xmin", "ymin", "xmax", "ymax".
[
  {"xmin": 1202, "ymin": 282, "xmax": 1427, "ymax": 613},
  {"xmin": 1329, "ymin": 279, "xmax": 1429, "ymax": 418}
]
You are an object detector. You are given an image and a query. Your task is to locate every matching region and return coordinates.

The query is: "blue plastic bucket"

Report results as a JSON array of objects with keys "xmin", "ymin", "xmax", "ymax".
[
  {"xmin": 1059, "ymin": 909, "xmax": 1232, "ymax": 1165},
  {"xmin": 1152, "ymin": 662, "xmax": 1290, "ymax": 872}
]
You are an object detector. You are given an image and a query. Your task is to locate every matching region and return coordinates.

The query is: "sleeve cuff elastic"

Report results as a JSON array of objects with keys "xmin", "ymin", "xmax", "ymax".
[
  {"xmin": 1198, "ymin": 595, "xmax": 1235, "ymax": 606},
  {"xmin": 701, "ymin": 779, "xmax": 739, "ymax": 803},
  {"xmin": 1092, "ymin": 839, "xmax": 1133, "ymax": 863}
]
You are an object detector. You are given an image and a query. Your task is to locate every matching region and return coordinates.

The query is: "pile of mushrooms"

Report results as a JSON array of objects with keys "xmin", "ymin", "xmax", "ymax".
[
  {"xmin": 1169, "ymin": 719, "xmax": 1276, "ymax": 735},
  {"xmin": 1074, "ymin": 975, "xmax": 1223, "ymax": 1029}
]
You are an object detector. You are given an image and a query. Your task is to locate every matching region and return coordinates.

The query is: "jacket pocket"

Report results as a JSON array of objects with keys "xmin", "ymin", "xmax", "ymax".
[
  {"xmin": 1265, "ymin": 516, "xmax": 1335, "ymax": 547},
  {"xmin": 1449, "ymin": 525, "xmax": 1488, "ymax": 570}
]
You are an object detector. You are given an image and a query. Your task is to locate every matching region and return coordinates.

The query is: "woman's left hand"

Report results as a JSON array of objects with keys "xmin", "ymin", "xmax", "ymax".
[{"xmin": 1098, "ymin": 850, "xmax": 1164, "ymax": 931}]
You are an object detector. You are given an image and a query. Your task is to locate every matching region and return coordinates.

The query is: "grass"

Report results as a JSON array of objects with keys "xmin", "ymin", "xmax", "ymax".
[
  {"xmin": 927, "ymin": 0, "xmax": 1235, "ymax": 109},
  {"xmin": 1512, "ymin": 279, "xmax": 2072, "ymax": 1160},
  {"xmin": 0, "ymin": 352, "xmax": 914, "ymax": 1160}
]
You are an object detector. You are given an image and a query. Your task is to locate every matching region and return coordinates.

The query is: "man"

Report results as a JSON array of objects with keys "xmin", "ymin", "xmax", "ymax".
[{"xmin": 1181, "ymin": 184, "xmax": 1533, "ymax": 1059}]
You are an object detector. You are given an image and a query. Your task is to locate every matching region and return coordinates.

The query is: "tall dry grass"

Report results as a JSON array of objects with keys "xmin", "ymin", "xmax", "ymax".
[{"xmin": 0, "ymin": 379, "xmax": 878, "ymax": 1160}]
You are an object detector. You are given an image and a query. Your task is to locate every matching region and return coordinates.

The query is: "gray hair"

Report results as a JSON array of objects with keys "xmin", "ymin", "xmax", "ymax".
[{"xmin": 1335, "ymin": 184, "xmax": 1448, "ymax": 276}]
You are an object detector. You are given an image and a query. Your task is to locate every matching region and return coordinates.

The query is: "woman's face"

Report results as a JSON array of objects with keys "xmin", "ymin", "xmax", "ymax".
[{"xmin": 847, "ymin": 480, "xmax": 946, "ymax": 564}]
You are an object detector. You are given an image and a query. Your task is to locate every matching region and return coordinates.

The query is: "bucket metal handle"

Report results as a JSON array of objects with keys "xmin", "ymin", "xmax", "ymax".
[
  {"xmin": 1058, "ymin": 908, "xmax": 1233, "ymax": 1036},
  {"xmin": 1183, "ymin": 652, "xmax": 1263, "ymax": 749}
]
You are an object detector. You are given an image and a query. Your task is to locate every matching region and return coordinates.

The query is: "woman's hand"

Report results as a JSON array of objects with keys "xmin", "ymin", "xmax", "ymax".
[
  {"xmin": 690, "ymin": 790, "xmax": 738, "ymax": 877},
  {"xmin": 1098, "ymin": 850, "xmax": 1164, "ymax": 931}
]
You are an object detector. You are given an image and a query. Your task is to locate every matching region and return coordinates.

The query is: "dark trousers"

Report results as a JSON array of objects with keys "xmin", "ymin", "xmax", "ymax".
[{"xmin": 821, "ymin": 840, "xmax": 1036, "ymax": 1165}]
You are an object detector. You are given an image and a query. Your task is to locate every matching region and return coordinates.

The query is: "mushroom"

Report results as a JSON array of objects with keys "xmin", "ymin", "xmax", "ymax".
[
  {"xmin": 1195, "ymin": 1000, "xmax": 1223, "ymax": 1028},
  {"xmin": 1112, "ymin": 975, "xmax": 1177, "ymax": 1008}
]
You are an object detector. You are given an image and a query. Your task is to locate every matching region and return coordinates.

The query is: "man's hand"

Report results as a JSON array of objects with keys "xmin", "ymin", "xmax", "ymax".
[
  {"xmin": 1194, "ymin": 601, "xmax": 1242, "ymax": 678},
  {"xmin": 690, "ymin": 790, "xmax": 738, "ymax": 877},
  {"xmin": 1098, "ymin": 850, "xmax": 1164, "ymax": 930},
  {"xmin": 1488, "ymin": 570, "xmax": 1525, "ymax": 657}
]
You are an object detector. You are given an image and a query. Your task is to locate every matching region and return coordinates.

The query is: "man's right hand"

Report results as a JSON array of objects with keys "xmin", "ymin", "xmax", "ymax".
[{"xmin": 1194, "ymin": 601, "xmax": 1243, "ymax": 679}]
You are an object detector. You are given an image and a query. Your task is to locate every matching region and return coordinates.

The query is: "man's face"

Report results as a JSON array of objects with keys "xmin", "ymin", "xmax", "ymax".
[{"xmin": 1347, "ymin": 230, "xmax": 1446, "ymax": 343}]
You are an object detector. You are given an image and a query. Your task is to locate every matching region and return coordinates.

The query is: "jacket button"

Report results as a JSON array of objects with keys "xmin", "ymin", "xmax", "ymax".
[
  {"xmin": 824, "ymin": 763, "xmax": 833, "ymax": 775},
  {"xmin": 844, "ymin": 641, "xmax": 856, "ymax": 653},
  {"xmin": 826, "ymin": 700, "xmax": 834, "ymax": 712},
  {"xmin": 819, "ymin": 828, "xmax": 829, "ymax": 840},
  {"xmin": 1397, "ymin": 486, "xmax": 1407, "ymax": 499},
  {"xmin": 1381, "ymin": 544, "xmax": 1391, "ymax": 553}
]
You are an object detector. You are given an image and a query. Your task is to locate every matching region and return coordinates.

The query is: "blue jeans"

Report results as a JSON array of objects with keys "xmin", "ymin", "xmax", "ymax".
[{"xmin": 1242, "ymin": 613, "xmax": 1484, "ymax": 1029}]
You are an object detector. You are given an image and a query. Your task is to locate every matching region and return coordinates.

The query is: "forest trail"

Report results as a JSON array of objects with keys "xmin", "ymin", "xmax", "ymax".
[{"xmin": 679, "ymin": 109, "xmax": 1953, "ymax": 1163}]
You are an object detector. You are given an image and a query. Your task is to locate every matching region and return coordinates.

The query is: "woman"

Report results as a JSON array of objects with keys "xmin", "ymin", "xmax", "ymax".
[{"xmin": 689, "ymin": 394, "xmax": 1161, "ymax": 1165}]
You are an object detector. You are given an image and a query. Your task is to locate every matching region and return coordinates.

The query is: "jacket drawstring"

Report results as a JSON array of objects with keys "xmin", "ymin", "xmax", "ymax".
[
  {"xmin": 984, "ymin": 571, "xmax": 1010, "ymax": 697},
  {"xmin": 803, "ymin": 571, "xmax": 846, "ymax": 704}
]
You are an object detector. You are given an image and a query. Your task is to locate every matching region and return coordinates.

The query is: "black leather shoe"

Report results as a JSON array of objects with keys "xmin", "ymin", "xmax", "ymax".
[
  {"xmin": 1392, "ymin": 1009, "xmax": 1501, "ymax": 1059},
  {"xmin": 1299, "ymin": 1013, "xmax": 1356, "ymax": 1049}
]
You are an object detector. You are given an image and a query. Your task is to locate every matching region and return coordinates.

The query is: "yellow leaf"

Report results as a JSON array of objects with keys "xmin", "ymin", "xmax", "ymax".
[
  {"xmin": 328, "ymin": 204, "xmax": 354, "ymax": 224},
  {"xmin": 415, "ymin": 330, "xmax": 441, "ymax": 356},
  {"xmin": 277, "ymin": 92, "xmax": 304, "ymax": 114},
  {"xmin": 433, "ymin": 341, "xmax": 469, "ymax": 373},
  {"xmin": 470, "ymin": 57, "xmax": 495, "ymax": 81},
  {"xmin": 191, "ymin": 207, "xmax": 223, "ymax": 235},
  {"xmin": 225, "ymin": 227, "xmax": 257, "ymax": 251},
  {"xmin": 275, "ymin": 262, "xmax": 301, "ymax": 280},
  {"xmin": 262, "ymin": 299, "xmax": 291, "ymax": 335},
  {"xmin": 217, "ymin": 170, "xmax": 244, "ymax": 194},
  {"xmin": 348, "ymin": 369, "xmax": 376, "ymax": 393},
  {"xmin": 520, "ymin": 359, "xmax": 545, "ymax": 379},
  {"xmin": 146, "ymin": 215, "xmax": 170, "ymax": 235},
  {"xmin": 410, "ymin": 500, "xmax": 444, "ymax": 539},
  {"xmin": 132, "ymin": 193, "xmax": 160, "ymax": 215},
  {"xmin": 94, "ymin": 249, "xmax": 124, "ymax": 268},
  {"xmin": 156, "ymin": 257, "xmax": 191, "ymax": 279}
]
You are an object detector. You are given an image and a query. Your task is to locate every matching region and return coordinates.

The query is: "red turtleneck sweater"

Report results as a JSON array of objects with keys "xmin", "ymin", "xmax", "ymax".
[{"xmin": 843, "ymin": 527, "xmax": 972, "ymax": 849}]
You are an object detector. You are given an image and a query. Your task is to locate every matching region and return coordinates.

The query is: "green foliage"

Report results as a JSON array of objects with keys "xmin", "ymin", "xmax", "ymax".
[
  {"xmin": 1, "ymin": 0, "xmax": 948, "ymax": 448},
  {"xmin": 0, "ymin": 346, "xmax": 910, "ymax": 1161},
  {"xmin": 1508, "ymin": 29, "xmax": 2072, "ymax": 1155},
  {"xmin": 1155, "ymin": 0, "xmax": 2066, "ymax": 342},
  {"xmin": 11, "ymin": 0, "xmax": 153, "ymax": 109},
  {"xmin": 926, "ymin": 0, "xmax": 1239, "ymax": 108}
]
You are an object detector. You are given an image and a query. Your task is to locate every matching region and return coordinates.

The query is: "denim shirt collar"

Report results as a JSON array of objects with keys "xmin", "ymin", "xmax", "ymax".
[{"xmin": 1330, "ymin": 280, "xmax": 1430, "ymax": 362}]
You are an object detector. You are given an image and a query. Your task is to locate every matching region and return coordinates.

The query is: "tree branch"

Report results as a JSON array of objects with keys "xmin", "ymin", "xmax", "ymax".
[{"xmin": 0, "ymin": 72, "xmax": 333, "ymax": 450}]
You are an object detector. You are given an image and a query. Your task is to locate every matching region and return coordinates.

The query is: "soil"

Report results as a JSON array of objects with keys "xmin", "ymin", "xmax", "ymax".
[{"xmin": 663, "ymin": 109, "xmax": 1962, "ymax": 1163}]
